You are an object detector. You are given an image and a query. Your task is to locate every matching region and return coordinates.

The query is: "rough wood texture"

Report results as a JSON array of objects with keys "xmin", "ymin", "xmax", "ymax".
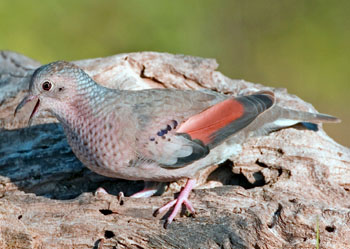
[{"xmin": 0, "ymin": 50, "xmax": 349, "ymax": 249}]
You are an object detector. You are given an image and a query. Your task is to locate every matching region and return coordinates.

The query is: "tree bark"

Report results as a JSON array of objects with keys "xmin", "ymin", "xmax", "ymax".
[{"xmin": 0, "ymin": 50, "xmax": 349, "ymax": 249}]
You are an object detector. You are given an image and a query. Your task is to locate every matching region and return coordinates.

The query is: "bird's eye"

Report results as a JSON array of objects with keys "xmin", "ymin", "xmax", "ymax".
[{"xmin": 42, "ymin": 81, "xmax": 52, "ymax": 91}]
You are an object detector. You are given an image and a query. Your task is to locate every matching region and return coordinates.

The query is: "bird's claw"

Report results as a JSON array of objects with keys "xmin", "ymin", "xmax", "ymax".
[
  {"xmin": 117, "ymin": 192, "xmax": 124, "ymax": 205},
  {"xmin": 154, "ymin": 179, "xmax": 196, "ymax": 228}
]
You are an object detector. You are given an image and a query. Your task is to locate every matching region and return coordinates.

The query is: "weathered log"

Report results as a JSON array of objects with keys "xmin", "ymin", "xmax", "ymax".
[{"xmin": 0, "ymin": 51, "xmax": 349, "ymax": 249}]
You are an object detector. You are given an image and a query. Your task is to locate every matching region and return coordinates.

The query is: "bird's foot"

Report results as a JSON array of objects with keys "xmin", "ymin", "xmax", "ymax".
[
  {"xmin": 95, "ymin": 187, "xmax": 109, "ymax": 196},
  {"xmin": 95, "ymin": 187, "xmax": 124, "ymax": 204},
  {"xmin": 154, "ymin": 179, "xmax": 196, "ymax": 228}
]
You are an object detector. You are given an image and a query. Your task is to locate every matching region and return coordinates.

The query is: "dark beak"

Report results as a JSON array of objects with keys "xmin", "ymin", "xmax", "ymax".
[{"xmin": 14, "ymin": 95, "xmax": 40, "ymax": 125}]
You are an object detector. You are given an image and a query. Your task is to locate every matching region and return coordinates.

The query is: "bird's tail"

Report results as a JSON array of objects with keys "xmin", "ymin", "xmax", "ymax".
[
  {"xmin": 283, "ymin": 108, "xmax": 340, "ymax": 124},
  {"xmin": 269, "ymin": 107, "xmax": 340, "ymax": 131}
]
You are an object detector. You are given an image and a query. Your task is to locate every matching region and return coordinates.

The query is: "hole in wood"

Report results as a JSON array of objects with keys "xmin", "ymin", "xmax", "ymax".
[
  {"xmin": 325, "ymin": 226, "xmax": 335, "ymax": 232},
  {"xmin": 208, "ymin": 160, "xmax": 267, "ymax": 189},
  {"xmin": 99, "ymin": 209, "xmax": 113, "ymax": 215},
  {"xmin": 278, "ymin": 168, "xmax": 283, "ymax": 176},
  {"xmin": 255, "ymin": 160, "xmax": 268, "ymax": 168},
  {"xmin": 277, "ymin": 148, "xmax": 284, "ymax": 155},
  {"xmin": 104, "ymin": 230, "xmax": 115, "ymax": 239}
]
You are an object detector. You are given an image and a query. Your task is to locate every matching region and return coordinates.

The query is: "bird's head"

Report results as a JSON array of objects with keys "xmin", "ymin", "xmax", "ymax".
[{"xmin": 14, "ymin": 61, "xmax": 91, "ymax": 124}]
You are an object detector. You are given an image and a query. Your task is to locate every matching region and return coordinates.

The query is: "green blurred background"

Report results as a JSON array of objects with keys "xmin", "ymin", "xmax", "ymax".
[{"xmin": 0, "ymin": 0, "xmax": 349, "ymax": 146}]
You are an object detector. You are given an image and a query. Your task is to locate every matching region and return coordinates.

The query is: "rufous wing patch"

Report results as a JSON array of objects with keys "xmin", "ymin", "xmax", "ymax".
[{"xmin": 177, "ymin": 98, "xmax": 244, "ymax": 144}]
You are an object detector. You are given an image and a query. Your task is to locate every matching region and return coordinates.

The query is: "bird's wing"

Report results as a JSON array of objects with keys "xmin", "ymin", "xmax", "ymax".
[
  {"xmin": 138, "ymin": 91, "xmax": 275, "ymax": 168},
  {"xmin": 179, "ymin": 91, "xmax": 275, "ymax": 148}
]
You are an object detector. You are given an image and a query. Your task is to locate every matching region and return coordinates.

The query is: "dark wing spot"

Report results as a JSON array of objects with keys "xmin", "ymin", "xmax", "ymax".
[{"xmin": 172, "ymin": 120, "xmax": 178, "ymax": 129}]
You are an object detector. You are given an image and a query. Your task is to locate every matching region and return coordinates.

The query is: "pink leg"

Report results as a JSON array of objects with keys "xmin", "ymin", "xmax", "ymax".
[
  {"xmin": 130, "ymin": 181, "xmax": 165, "ymax": 198},
  {"xmin": 130, "ymin": 188, "xmax": 158, "ymax": 198},
  {"xmin": 155, "ymin": 178, "xmax": 196, "ymax": 228},
  {"xmin": 96, "ymin": 182, "xmax": 164, "ymax": 198}
]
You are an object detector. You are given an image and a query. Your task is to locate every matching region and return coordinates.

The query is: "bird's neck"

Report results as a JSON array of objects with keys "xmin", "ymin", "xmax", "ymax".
[
  {"xmin": 54, "ymin": 80, "xmax": 120, "ymax": 131},
  {"xmin": 76, "ymin": 78, "xmax": 117, "ymax": 104}
]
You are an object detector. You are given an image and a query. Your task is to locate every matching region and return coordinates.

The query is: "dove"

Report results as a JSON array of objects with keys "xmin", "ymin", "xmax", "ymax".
[{"xmin": 14, "ymin": 61, "xmax": 340, "ymax": 228}]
